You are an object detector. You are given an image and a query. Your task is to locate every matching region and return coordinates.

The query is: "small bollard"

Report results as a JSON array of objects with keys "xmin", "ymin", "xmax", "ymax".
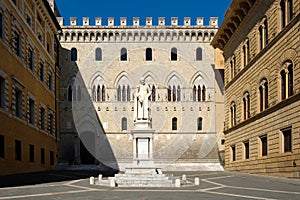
[
  {"xmin": 89, "ymin": 176, "xmax": 95, "ymax": 185},
  {"xmin": 110, "ymin": 178, "xmax": 116, "ymax": 187},
  {"xmin": 98, "ymin": 174, "xmax": 102, "ymax": 184},
  {"xmin": 194, "ymin": 177, "xmax": 200, "ymax": 185},
  {"xmin": 182, "ymin": 174, "xmax": 186, "ymax": 181},
  {"xmin": 175, "ymin": 178, "xmax": 181, "ymax": 187}
]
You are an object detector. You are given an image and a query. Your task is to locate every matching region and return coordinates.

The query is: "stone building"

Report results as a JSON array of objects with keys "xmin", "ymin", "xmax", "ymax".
[
  {"xmin": 211, "ymin": 0, "xmax": 300, "ymax": 178},
  {"xmin": 57, "ymin": 16, "xmax": 225, "ymax": 171},
  {"xmin": 0, "ymin": 0, "xmax": 61, "ymax": 175}
]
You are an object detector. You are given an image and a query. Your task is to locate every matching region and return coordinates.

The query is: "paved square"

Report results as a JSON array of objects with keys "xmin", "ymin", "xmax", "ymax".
[{"xmin": 0, "ymin": 171, "xmax": 299, "ymax": 199}]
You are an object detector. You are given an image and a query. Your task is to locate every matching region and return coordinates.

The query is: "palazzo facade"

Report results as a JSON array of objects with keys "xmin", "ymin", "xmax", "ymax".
[
  {"xmin": 212, "ymin": 0, "xmax": 300, "ymax": 178},
  {"xmin": 57, "ymin": 16, "xmax": 225, "ymax": 171}
]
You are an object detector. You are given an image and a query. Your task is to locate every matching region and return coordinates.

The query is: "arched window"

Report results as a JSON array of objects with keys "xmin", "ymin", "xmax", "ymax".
[
  {"xmin": 172, "ymin": 117, "xmax": 177, "ymax": 131},
  {"xmin": 288, "ymin": 64, "xmax": 293, "ymax": 97},
  {"xmin": 259, "ymin": 79, "xmax": 268, "ymax": 111},
  {"xmin": 243, "ymin": 92, "xmax": 250, "ymax": 120},
  {"xmin": 67, "ymin": 85, "xmax": 72, "ymax": 101},
  {"xmin": 197, "ymin": 117, "xmax": 203, "ymax": 131},
  {"xmin": 230, "ymin": 102, "xmax": 236, "ymax": 127},
  {"xmin": 281, "ymin": 70, "xmax": 286, "ymax": 100},
  {"xmin": 95, "ymin": 48, "xmax": 102, "ymax": 61},
  {"xmin": 127, "ymin": 85, "xmax": 131, "ymax": 101},
  {"xmin": 196, "ymin": 47, "xmax": 202, "ymax": 61},
  {"xmin": 259, "ymin": 19, "xmax": 268, "ymax": 50},
  {"xmin": 146, "ymin": 48, "xmax": 152, "ymax": 61},
  {"xmin": 171, "ymin": 47, "xmax": 177, "ymax": 61},
  {"xmin": 230, "ymin": 55, "xmax": 236, "ymax": 79},
  {"xmin": 120, "ymin": 48, "xmax": 127, "ymax": 61},
  {"xmin": 121, "ymin": 117, "xmax": 127, "ymax": 131},
  {"xmin": 202, "ymin": 85, "xmax": 206, "ymax": 101},
  {"xmin": 92, "ymin": 85, "xmax": 96, "ymax": 101},
  {"xmin": 198, "ymin": 85, "xmax": 201, "ymax": 101},
  {"xmin": 71, "ymin": 48, "xmax": 77, "ymax": 61},
  {"xmin": 122, "ymin": 85, "xmax": 126, "ymax": 101},
  {"xmin": 242, "ymin": 39, "xmax": 250, "ymax": 67}
]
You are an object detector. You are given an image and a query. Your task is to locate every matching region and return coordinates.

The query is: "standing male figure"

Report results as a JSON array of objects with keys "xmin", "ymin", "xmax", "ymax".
[{"xmin": 134, "ymin": 78, "xmax": 151, "ymax": 122}]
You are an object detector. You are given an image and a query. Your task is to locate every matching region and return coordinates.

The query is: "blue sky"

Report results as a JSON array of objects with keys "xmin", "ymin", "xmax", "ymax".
[{"xmin": 55, "ymin": 0, "xmax": 231, "ymax": 26}]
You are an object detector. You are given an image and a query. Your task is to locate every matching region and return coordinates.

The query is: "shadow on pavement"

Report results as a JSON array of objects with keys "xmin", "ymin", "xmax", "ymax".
[{"xmin": 0, "ymin": 169, "xmax": 118, "ymax": 188}]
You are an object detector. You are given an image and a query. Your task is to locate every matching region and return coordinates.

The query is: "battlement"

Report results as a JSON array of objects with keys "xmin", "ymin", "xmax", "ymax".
[{"xmin": 56, "ymin": 17, "xmax": 218, "ymax": 28}]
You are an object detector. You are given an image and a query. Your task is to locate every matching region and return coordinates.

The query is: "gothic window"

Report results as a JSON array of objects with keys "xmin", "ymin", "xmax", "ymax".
[
  {"xmin": 171, "ymin": 47, "xmax": 177, "ymax": 61},
  {"xmin": 122, "ymin": 85, "xmax": 126, "ymax": 101},
  {"xmin": 197, "ymin": 117, "xmax": 203, "ymax": 131},
  {"xmin": 196, "ymin": 47, "xmax": 202, "ymax": 61},
  {"xmin": 67, "ymin": 85, "xmax": 72, "ymax": 101},
  {"xmin": 197, "ymin": 85, "xmax": 201, "ymax": 101},
  {"xmin": 172, "ymin": 85, "xmax": 176, "ymax": 101},
  {"xmin": 146, "ymin": 48, "xmax": 152, "ymax": 61},
  {"xmin": 127, "ymin": 85, "xmax": 131, "ymax": 101},
  {"xmin": 230, "ymin": 102, "xmax": 236, "ymax": 127},
  {"xmin": 243, "ymin": 92, "xmax": 250, "ymax": 120},
  {"xmin": 259, "ymin": 78, "xmax": 268, "ymax": 112},
  {"xmin": 172, "ymin": 117, "xmax": 177, "ymax": 131},
  {"xmin": 95, "ymin": 48, "xmax": 102, "ymax": 61},
  {"xmin": 121, "ymin": 48, "xmax": 127, "ymax": 61},
  {"xmin": 202, "ymin": 85, "xmax": 206, "ymax": 101},
  {"xmin": 121, "ymin": 117, "xmax": 127, "ymax": 131},
  {"xmin": 71, "ymin": 48, "xmax": 77, "ymax": 61}
]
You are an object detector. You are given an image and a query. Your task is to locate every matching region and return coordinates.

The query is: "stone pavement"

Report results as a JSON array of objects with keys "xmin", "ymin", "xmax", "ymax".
[{"xmin": 0, "ymin": 170, "xmax": 299, "ymax": 199}]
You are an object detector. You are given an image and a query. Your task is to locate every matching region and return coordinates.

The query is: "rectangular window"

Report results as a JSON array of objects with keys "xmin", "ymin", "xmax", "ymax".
[
  {"xmin": 15, "ymin": 140, "xmax": 21, "ymax": 161},
  {"xmin": 48, "ymin": 74, "xmax": 52, "ymax": 91},
  {"xmin": 0, "ymin": 135, "xmax": 4, "ymax": 158},
  {"xmin": 40, "ymin": 107, "xmax": 45, "ymax": 130},
  {"xmin": 0, "ymin": 77, "xmax": 5, "ymax": 108},
  {"xmin": 14, "ymin": 31, "xmax": 21, "ymax": 57},
  {"xmin": 231, "ymin": 145, "xmax": 236, "ymax": 161},
  {"xmin": 39, "ymin": 63, "xmax": 44, "ymax": 82},
  {"xmin": 260, "ymin": 135, "xmax": 268, "ymax": 157},
  {"xmin": 50, "ymin": 151, "xmax": 54, "ymax": 165},
  {"xmin": 282, "ymin": 128, "xmax": 292, "ymax": 153},
  {"xmin": 244, "ymin": 141, "xmax": 250, "ymax": 159},
  {"xmin": 29, "ymin": 144, "xmax": 34, "ymax": 162},
  {"xmin": 28, "ymin": 49, "xmax": 34, "ymax": 71},
  {"xmin": 15, "ymin": 88, "xmax": 22, "ymax": 118},
  {"xmin": 41, "ymin": 148, "xmax": 45, "ymax": 164},
  {"xmin": 49, "ymin": 113, "xmax": 54, "ymax": 135},
  {"xmin": 29, "ymin": 98, "xmax": 35, "ymax": 124}
]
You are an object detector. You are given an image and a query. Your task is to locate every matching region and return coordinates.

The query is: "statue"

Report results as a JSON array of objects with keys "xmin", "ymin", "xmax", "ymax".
[{"xmin": 134, "ymin": 78, "xmax": 151, "ymax": 123}]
